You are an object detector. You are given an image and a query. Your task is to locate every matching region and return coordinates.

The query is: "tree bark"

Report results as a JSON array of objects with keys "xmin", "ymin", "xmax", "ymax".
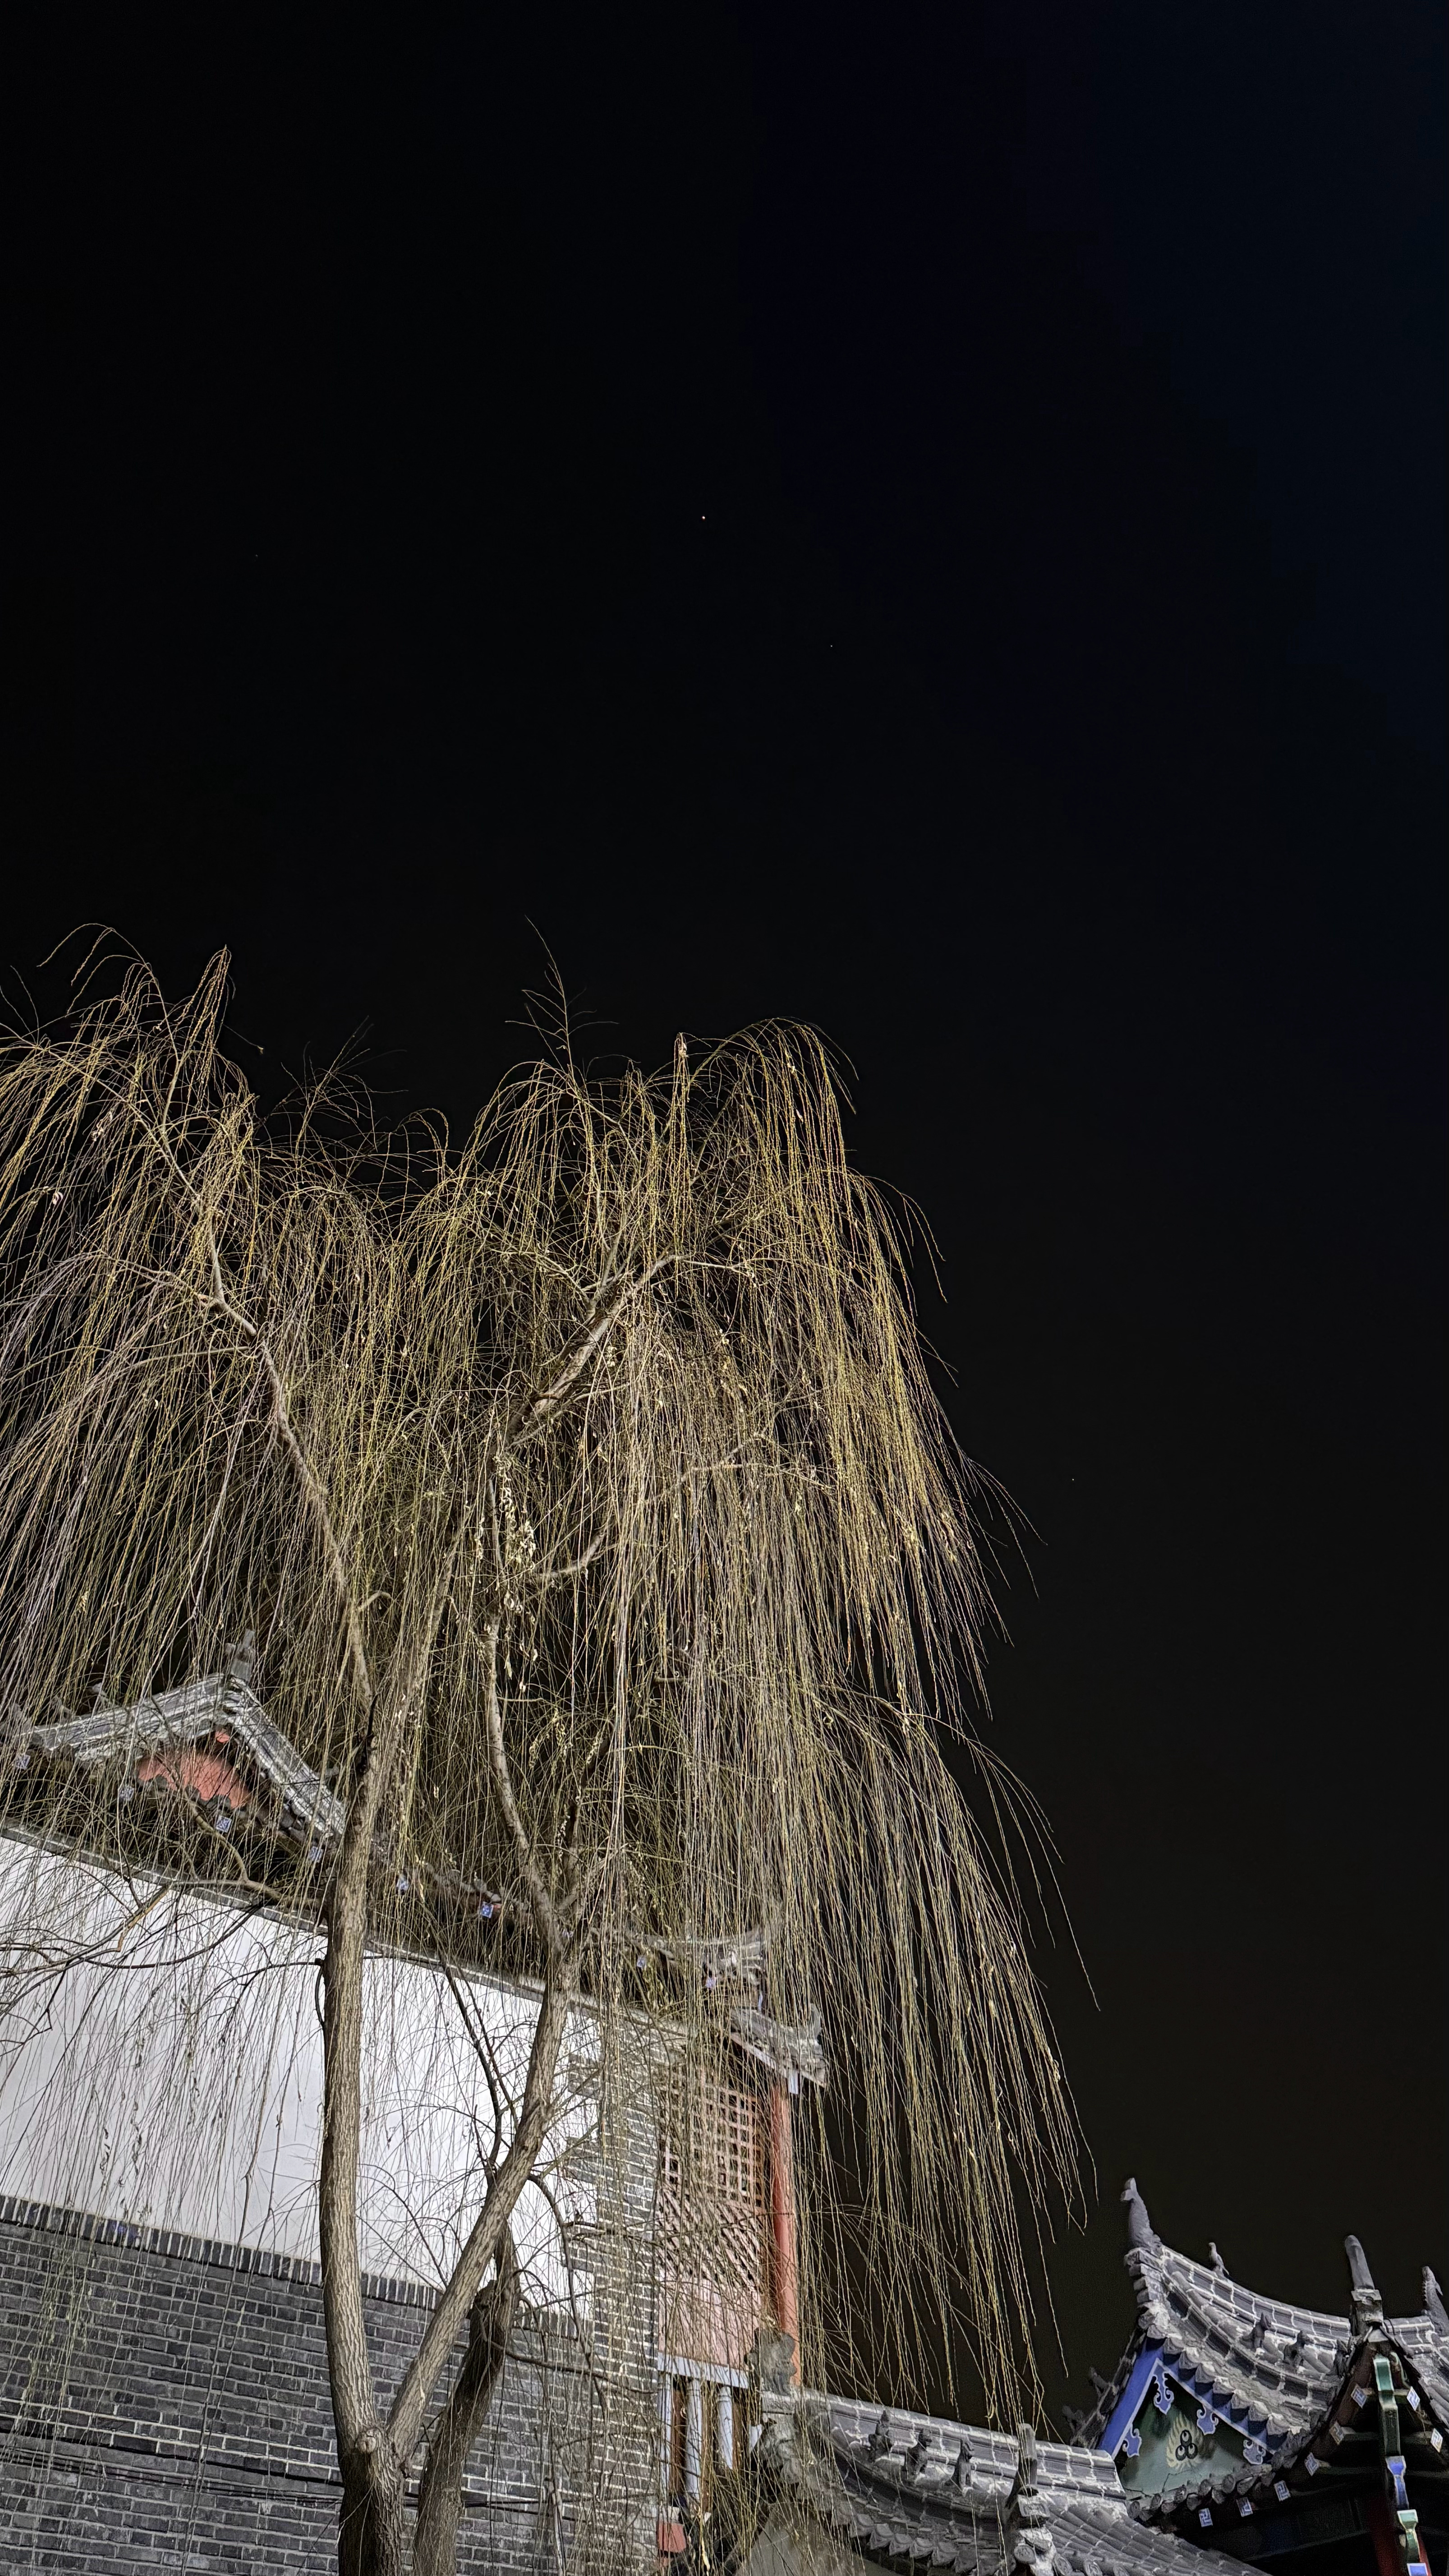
[
  {"xmin": 319, "ymin": 1732, "xmax": 392, "ymax": 2471},
  {"xmin": 338, "ymin": 2438, "xmax": 409, "ymax": 2576},
  {"xmin": 411, "ymin": 2237, "xmax": 519, "ymax": 2576},
  {"xmin": 314, "ymin": 1399, "xmax": 607, "ymax": 2569}
]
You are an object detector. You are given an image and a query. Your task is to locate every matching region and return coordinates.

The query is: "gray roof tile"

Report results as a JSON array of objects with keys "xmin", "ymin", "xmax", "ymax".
[
  {"xmin": 28, "ymin": 1664, "xmax": 345, "ymax": 1843},
  {"xmin": 1080, "ymin": 2212, "xmax": 1449, "ymax": 2456},
  {"xmin": 759, "ymin": 2392, "xmax": 1248, "ymax": 2576}
]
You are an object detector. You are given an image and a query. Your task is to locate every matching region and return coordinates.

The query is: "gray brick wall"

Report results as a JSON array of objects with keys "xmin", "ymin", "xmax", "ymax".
[{"xmin": 0, "ymin": 2194, "xmax": 658, "ymax": 2575}]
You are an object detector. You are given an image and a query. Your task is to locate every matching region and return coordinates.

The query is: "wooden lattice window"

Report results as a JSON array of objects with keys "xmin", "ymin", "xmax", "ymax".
[
  {"xmin": 716, "ymin": 2082, "xmax": 759, "ymax": 2208},
  {"xmin": 655, "ymin": 2066, "xmax": 765, "ymax": 2370}
]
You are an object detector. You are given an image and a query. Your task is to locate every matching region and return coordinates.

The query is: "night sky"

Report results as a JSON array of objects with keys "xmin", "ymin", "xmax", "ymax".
[{"xmin": 3, "ymin": 4, "xmax": 1444, "ymax": 2424}]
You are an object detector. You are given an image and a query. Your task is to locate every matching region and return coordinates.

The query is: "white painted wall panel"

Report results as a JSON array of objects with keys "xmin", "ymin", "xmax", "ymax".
[{"xmin": 0, "ymin": 1838, "xmax": 596, "ymax": 2310}]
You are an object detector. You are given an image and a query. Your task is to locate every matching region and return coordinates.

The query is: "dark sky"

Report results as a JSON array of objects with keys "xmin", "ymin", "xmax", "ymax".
[{"xmin": 3, "ymin": 3, "xmax": 1444, "ymax": 2425}]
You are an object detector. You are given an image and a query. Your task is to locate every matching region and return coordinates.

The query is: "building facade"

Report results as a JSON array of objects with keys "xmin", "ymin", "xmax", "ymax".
[
  {"xmin": 0, "ymin": 1671, "xmax": 1443, "ymax": 2575},
  {"xmin": 0, "ymin": 1660, "xmax": 820, "ymax": 2571}
]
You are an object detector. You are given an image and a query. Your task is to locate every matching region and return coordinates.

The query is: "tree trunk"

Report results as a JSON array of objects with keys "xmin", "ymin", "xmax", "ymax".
[
  {"xmin": 387, "ymin": 1961, "xmax": 571, "ymax": 2460},
  {"xmin": 320, "ymin": 1719, "xmax": 401, "ymax": 2576},
  {"xmin": 411, "ymin": 2240, "xmax": 519, "ymax": 2576},
  {"xmin": 338, "ymin": 2435, "xmax": 409, "ymax": 2576},
  {"xmin": 320, "ymin": 1762, "xmax": 391, "ymax": 2564}
]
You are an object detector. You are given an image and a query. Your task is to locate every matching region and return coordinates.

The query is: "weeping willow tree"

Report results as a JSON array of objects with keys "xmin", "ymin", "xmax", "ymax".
[{"xmin": 0, "ymin": 952, "xmax": 1076, "ymax": 2576}]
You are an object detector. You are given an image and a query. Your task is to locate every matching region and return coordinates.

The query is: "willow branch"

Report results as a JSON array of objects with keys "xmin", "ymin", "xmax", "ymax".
[
  {"xmin": 506, "ymin": 1260, "xmax": 666, "ymax": 1444},
  {"xmin": 134, "ymin": 1102, "xmax": 371, "ymax": 1715},
  {"xmin": 481, "ymin": 1617, "xmax": 566, "ymax": 1959},
  {"xmin": 197, "ymin": 1259, "xmax": 375, "ymax": 1719},
  {"xmin": 387, "ymin": 1957, "xmax": 572, "ymax": 2463},
  {"xmin": 441, "ymin": 1954, "xmax": 516, "ymax": 2148},
  {"xmin": 530, "ymin": 1530, "xmax": 607, "ymax": 1587}
]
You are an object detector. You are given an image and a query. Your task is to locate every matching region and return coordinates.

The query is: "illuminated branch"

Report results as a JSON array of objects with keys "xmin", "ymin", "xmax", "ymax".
[{"xmin": 0, "ymin": 957, "xmax": 1078, "ymax": 2576}]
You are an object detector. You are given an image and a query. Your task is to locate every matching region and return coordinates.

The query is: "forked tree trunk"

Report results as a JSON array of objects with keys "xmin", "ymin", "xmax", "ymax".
[
  {"xmin": 323, "ymin": 1893, "xmax": 573, "ymax": 2576},
  {"xmin": 338, "ymin": 2436, "xmax": 409, "ymax": 2576}
]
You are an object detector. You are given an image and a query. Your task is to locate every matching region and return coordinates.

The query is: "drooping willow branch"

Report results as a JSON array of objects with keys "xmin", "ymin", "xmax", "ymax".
[{"xmin": 0, "ymin": 949, "xmax": 1081, "ymax": 2544}]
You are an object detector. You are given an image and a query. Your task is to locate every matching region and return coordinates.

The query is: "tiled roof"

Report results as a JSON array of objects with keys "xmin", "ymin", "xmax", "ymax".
[
  {"xmin": 1395, "ymin": 2289, "xmax": 1449, "ymax": 2434},
  {"xmin": 760, "ymin": 2391, "xmax": 1248, "ymax": 2576},
  {"xmin": 729, "ymin": 2003, "xmax": 829, "ymax": 2091},
  {"xmin": 1075, "ymin": 2181, "xmax": 1449, "ymax": 2519},
  {"xmin": 25, "ymin": 1654, "xmax": 345, "ymax": 1845}
]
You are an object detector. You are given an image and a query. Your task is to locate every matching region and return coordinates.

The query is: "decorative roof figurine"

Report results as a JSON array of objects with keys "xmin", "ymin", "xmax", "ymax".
[
  {"xmin": 1345, "ymin": 2233, "xmax": 1385, "ymax": 2338},
  {"xmin": 1122, "ymin": 2175, "xmax": 1160, "ymax": 2253},
  {"xmin": 1007, "ymin": 2424, "xmax": 1058, "ymax": 2576}
]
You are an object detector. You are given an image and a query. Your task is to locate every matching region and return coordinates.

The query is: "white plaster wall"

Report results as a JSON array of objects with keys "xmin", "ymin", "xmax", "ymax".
[{"xmin": 0, "ymin": 1836, "xmax": 597, "ymax": 2309}]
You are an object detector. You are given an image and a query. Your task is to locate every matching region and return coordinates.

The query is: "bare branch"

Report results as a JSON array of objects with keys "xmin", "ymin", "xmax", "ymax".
[
  {"xmin": 440, "ymin": 1954, "xmax": 515, "ymax": 2153},
  {"xmin": 196, "ymin": 1255, "xmax": 374, "ymax": 1719},
  {"xmin": 479, "ymin": 1617, "xmax": 566, "ymax": 1960},
  {"xmin": 387, "ymin": 1959, "xmax": 572, "ymax": 2463},
  {"xmin": 505, "ymin": 1260, "xmax": 667, "ymax": 1444},
  {"xmin": 529, "ymin": 1529, "xmax": 607, "ymax": 1587}
]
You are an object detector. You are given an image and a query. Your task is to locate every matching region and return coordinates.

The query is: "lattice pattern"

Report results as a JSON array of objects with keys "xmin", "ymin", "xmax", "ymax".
[{"xmin": 656, "ymin": 2067, "xmax": 766, "ymax": 2369}]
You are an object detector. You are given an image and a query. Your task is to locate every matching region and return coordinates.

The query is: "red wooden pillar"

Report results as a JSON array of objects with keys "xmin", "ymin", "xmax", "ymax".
[
  {"xmin": 768, "ymin": 2082, "xmax": 800, "ymax": 2383},
  {"xmin": 1366, "ymin": 2494, "xmax": 1404, "ymax": 2576}
]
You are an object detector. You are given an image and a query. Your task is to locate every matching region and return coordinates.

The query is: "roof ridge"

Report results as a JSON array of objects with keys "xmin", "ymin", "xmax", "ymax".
[{"xmin": 1153, "ymin": 2241, "xmax": 1446, "ymax": 2346}]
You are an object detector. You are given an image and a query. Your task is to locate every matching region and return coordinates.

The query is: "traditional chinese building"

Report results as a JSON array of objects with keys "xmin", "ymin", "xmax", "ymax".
[
  {"xmin": 0, "ymin": 1670, "xmax": 1442, "ymax": 2574},
  {"xmin": 0, "ymin": 1657, "xmax": 821, "ymax": 2571},
  {"xmin": 1068, "ymin": 2180, "xmax": 1448, "ymax": 2576},
  {"xmin": 743, "ymin": 2185, "xmax": 1446, "ymax": 2576}
]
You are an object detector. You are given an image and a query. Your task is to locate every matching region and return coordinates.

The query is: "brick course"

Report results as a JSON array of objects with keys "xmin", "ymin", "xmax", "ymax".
[{"xmin": 0, "ymin": 2193, "xmax": 657, "ymax": 2574}]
